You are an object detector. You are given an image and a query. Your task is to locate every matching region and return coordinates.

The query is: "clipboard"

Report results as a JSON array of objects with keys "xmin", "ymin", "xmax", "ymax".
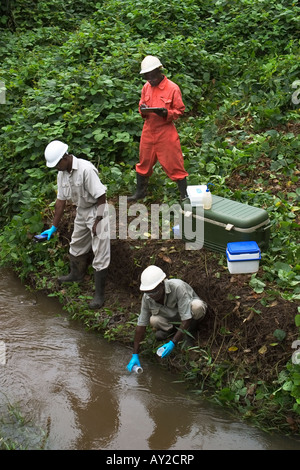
[{"xmin": 141, "ymin": 107, "xmax": 165, "ymax": 113}]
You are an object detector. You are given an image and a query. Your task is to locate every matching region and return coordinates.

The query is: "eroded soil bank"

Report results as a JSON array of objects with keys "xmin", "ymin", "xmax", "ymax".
[{"xmin": 27, "ymin": 197, "xmax": 299, "ymax": 433}]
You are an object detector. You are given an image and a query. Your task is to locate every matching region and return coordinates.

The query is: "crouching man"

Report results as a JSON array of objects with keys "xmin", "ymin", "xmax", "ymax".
[{"xmin": 126, "ymin": 265, "xmax": 207, "ymax": 372}]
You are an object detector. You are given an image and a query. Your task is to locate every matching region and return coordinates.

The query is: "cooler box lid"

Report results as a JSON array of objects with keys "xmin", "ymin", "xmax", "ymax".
[
  {"xmin": 226, "ymin": 241, "xmax": 261, "ymax": 261},
  {"xmin": 203, "ymin": 196, "xmax": 269, "ymax": 229},
  {"xmin": 227, "ymin": 241, "xmax": 260, "ymax": 254}
]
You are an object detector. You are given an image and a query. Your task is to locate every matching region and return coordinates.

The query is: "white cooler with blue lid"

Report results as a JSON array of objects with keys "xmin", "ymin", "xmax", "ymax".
[{"xmin": 226, "ymin": 241, "xmax": 261, "ymax": 274}]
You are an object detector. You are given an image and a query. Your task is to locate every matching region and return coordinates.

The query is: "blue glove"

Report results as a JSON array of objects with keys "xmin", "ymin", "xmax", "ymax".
[
  {"xmin": 158, "ymin": 341, "xmax": 175, "ymax": 358},
  {"xmin": 126, "ymin": 354, "xmax": 141, "ymax": 372},
  {"xmin": 40, "ymin": 225, "xmax": 57, "ymax": 241}
]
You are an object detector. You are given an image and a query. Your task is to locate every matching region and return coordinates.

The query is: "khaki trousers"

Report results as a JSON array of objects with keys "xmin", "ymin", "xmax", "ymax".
[
  {"xmin": 69, "ymin": 204, "xmax": 110, "ymax": 271},
  {"xmin": 150, "ymin": 299, "xmax": 207, "ymax": 332}
]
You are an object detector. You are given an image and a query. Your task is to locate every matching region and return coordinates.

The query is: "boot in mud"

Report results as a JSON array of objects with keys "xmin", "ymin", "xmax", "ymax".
[
  {"xmin": 183, "ymin": 318, "xmax": 201, "ymax": 347},
  {"xmin": 89, "ymin": 268, "xmax": 108, "ymax": 309},
  {"xmin": 177, "ymin": 177, "xmax": 188, "ymax": 200},
  {"xmin": 155, "ymin": 326, "xmax": 176, "ymax": 341},
  {"xmin": 58, "ymin": 253, "xmax": 89, "ymax": 284},
  {"xmin": 128, "ymin": 173, "xmax": 148, "ymax": 202}
]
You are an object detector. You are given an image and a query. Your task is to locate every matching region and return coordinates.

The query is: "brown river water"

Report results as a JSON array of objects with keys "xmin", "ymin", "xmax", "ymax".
[{"xmin": 0, "ymin": 268, "xmax": 300, "ymax": 451}]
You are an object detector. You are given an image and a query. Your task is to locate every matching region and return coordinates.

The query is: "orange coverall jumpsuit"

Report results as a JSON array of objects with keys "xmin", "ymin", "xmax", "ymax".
[{"xmin": 136, "ymin": 75, "xmax": 188, "ymax": 181}]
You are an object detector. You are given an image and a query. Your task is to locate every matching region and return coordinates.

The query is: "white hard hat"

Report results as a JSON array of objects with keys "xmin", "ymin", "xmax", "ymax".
[
  {"xmin": 140, "ymin": 55, "xmax": 163, "ymax": 74},
  {"xmin": 44, "ymin": 140, "xmax": 68, "ymax": 168},
  {"xmin": 140, "ymin": 265, "xmax": 166, "ymax": 291}
]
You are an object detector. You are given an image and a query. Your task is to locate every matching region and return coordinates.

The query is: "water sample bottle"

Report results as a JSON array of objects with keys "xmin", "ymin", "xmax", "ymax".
[
  {"xmin": 157, "ymin": 347, "xmax": 165, "ymax": 357},
  {"xmin": 203, "ymin": 183, "xmax": 214, "ymax": 210},
  {"xmin": 132, "ymin": 365, "xmax": 143, "ymax": 374}
]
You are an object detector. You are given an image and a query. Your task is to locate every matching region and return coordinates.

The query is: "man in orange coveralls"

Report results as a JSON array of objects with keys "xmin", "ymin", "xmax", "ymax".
[{"xmin": 128, "ymin": 55, "xmax": 188, "ymax": 201}]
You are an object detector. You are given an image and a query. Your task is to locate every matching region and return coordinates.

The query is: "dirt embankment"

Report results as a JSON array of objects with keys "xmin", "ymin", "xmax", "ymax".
[
  {"xmin": 55, "ymin": 198, "xmax": 297, "ymax": 388},
  {"xmin": 104, "ymin": 237, "xmax": 297, "ymax": 382}
]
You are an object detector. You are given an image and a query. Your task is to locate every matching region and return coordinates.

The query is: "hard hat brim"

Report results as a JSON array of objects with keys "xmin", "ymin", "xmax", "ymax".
[
  {"xmin": 140, "ymin": 65, "xmax": 162, "ymax": 75},
  {"xmin": 46, "ymin": 159, "xmax": 61, "ymax": 168}
]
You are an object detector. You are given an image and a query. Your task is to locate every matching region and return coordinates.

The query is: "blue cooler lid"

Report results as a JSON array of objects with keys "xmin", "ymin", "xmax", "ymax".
[{"xmin": 227, "ymin": 241, "xmax": 260, "ymax": 255}]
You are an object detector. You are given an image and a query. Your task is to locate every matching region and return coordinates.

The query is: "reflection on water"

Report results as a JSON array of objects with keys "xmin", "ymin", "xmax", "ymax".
[{"xmin": 0, "ymin": 268, "xmax": 299, "ymax": 450}]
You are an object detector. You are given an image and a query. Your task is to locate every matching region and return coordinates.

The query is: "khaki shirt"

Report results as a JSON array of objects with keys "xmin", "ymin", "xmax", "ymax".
[
  {"xmin": 137, "ymin": 279, "xmax": 199, "ymax": 327},
  {"xmin": 57, "ymin": 156, "xmax": 106, "ymax": 208}
]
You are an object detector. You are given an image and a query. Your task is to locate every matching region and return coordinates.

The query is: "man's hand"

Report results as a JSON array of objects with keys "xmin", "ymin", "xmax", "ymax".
[
  {"xmin": 139, "ymin": 104, "xmax": 148, "ymax": 116},
  {"xmin": 157, "ymin": 340, "xmax": 175, "ymax": 358},
  {"xmin": 126, "ymin": 354, "xmax": 141, "ymax": 372},
  {"xmin": 40, "ymin": 225, "xmax": 57, "ymax": 241},
  {"xmin": 92, "ymin": 216, "xmax": 103, "ymax": 236}
]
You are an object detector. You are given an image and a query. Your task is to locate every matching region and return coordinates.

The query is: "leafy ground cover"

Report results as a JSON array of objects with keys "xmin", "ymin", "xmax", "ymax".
[{"xmin": 0, "ymin": 0, "xmax": 299, "ymax": 434}]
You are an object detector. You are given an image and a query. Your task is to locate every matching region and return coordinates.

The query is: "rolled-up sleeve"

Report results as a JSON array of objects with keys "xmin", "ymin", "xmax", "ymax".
[
  {"xmin": 84, "ymin": 167, "xmax": 106, "ymax": 200},
  {"xmin": 137, "ymin": 295, "xmax": 151, "ymax": 326},
  {"xmin": 57, "ymin": 172, "xmax": 70, "ymax": 201},
  {"xmin": 175, "ymin": 286, "xmax": 193, "ymax": 320}
]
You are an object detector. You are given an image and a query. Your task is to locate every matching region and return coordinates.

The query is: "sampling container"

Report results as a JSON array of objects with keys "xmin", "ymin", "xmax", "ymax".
[{"xmin": 226, "ymin": 241, "xmax": 261, "ymax": 274}]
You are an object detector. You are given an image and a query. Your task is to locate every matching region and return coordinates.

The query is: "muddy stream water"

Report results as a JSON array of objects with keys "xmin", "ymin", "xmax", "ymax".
[{"xmin": 1, "ymin": 268, "xmax": 300, "ymax": 451}]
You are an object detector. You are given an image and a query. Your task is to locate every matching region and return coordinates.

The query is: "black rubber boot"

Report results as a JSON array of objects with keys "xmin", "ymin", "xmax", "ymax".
[
  {"xmin": 58, "ymin": 253, "xmax": 88, "ymax": 284},
  {"xmin": 155, "ymin": 326, "xmax": 176, "ymax": 341},
  {"xmin": 128, "ymin": 173, "xmax": 148, "ymax": 202},
  {"xmin": 177, "ymin": 177, "xmax": 188, "ymax": 200},
  {"xmin": 89, "ymin": 268, "xmax": 108, "ymax": 309},
  {"xmin": 183, "ymin": 319, "xmax": 200, "ymax": 347}
]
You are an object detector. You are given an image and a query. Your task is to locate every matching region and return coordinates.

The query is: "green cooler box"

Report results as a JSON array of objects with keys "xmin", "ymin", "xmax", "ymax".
[{"xmin": 180, "ymin": 195, "xmax": 271, "ymax": 252}]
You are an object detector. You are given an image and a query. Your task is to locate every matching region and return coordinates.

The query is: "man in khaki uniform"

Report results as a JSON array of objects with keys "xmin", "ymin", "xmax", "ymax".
[
  {"xmin": 39, "ymin": 140, "xmax": 110, "ymax": 309},
  {"xmin": 127, "ymin": 265, "xmax": 207, "ymax": 372}
]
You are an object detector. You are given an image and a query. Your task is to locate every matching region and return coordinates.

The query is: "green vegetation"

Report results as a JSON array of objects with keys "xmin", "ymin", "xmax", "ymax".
[
  {"xmin": 0, "ymin": 399, "xmax": 49, "ymax": 450},
  {"xmin": 0, "ymin": 0, "xmax": 299, "ymax": 434}
]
